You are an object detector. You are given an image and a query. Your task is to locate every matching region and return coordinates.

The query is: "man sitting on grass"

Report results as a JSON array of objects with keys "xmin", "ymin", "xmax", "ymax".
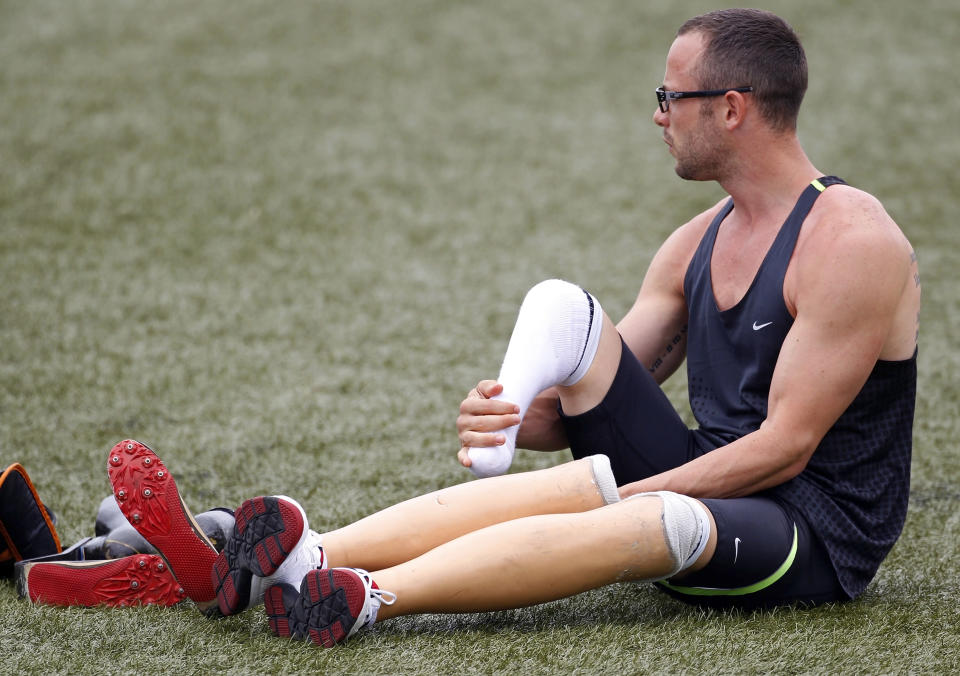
[{"xmin": 46, "ymin": 8, "xmax": 918, "ymax": 648}]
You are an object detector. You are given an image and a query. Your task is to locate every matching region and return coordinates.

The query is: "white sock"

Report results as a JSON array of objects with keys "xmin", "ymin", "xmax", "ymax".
[
  {"xmin": 588, "ymin": 454, "xmax": 620, "ymax": 504},
  {"xmin": 468, "ymin": 279, "xmax": 604, "ymax": 478}
]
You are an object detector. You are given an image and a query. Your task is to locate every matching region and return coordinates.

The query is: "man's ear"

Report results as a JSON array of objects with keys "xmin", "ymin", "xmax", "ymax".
[{"xmin": 723, "ymin": 90, "xmax": 749, "ymax": 130}]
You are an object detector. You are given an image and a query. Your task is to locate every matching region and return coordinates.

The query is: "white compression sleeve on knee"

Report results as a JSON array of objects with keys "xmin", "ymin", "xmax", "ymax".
[
  {"xmin": 627, "ymin": 491, "xmax": 711, "ymax": 578},
  {"xmin": 588, "ymin": 454, "xmax": 620, "ymax": 505},
  {"xmin": 468, "ymin": 280, "xmax": 605, "ymax": 478}
]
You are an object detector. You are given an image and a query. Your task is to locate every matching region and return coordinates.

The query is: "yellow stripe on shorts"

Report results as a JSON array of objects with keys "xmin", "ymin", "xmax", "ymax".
[{"xmin": 658, "ymin": 524, "xmax": 798, "ymax": 597}]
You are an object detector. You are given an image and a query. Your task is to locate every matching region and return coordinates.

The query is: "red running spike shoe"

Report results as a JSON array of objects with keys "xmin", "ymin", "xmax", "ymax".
[
  {"xmin": 17, "ymin": 553, "xmax": 186, "ymax": 607},
  {"xmin": 107, "ymin": 439, "xmax": 219, "ymax": 614}
]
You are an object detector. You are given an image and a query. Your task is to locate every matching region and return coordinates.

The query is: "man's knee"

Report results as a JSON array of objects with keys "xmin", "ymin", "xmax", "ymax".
[
  {"xmin": 517, "ymin": 279, "xmax": 599, "ymax": 337},
  {"xmin": 573, "ymin": 454, "xmax": 619, "ymax": 506},
  {"xmin": 626, "ymin": 491, "xmax": 712, "ymax": 579},
  {"xmin": 516, "ymin": 279, "xmax": 604, "ymax": 385},
  {"xmin": 521, "ymin": 279, "xmax": 589, "ymax": 314}
]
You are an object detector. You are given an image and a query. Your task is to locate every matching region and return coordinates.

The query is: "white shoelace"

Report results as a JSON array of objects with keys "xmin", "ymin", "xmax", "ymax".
[{"xmin": 353, "ymin": 568, "xmax": 397, "ymax": 628}]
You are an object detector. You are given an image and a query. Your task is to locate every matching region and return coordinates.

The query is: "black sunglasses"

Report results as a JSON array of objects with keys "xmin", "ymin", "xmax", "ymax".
[{"xmin": 655, "ymin": 86, "xmax": 753, "ymax": 113}]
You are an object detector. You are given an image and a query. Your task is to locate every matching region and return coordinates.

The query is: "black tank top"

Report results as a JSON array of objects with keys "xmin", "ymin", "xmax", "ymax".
[{"xmin": 682, "ymin": 177, "xmax": 917, "ymax": 598}]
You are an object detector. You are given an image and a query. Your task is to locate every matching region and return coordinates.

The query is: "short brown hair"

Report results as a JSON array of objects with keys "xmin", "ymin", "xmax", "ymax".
[{"xmin": 678, "ymin": 9, "xmax": 807, "ymax": 132}]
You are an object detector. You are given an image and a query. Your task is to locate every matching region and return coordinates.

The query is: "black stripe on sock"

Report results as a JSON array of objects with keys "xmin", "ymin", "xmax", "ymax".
[{"xmin": 569, "ymin": 288, "xmax": 595, "ymax": 380}]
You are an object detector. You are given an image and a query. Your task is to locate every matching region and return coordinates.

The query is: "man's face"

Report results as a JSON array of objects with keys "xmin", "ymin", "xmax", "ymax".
[{"xmin": 654, "ymin": 32, "xmax": 730, "ymax": 182}]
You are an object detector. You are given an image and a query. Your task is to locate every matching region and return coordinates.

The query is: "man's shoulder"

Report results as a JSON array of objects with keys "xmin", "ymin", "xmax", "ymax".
[
  {"xmin": 813, "ymin": 182, "xmax": 875, "ymax": 206},
  {"xmin": 803, "ymin": 184, "xmax": 910, "ymax": 255},
  {"xmin": 690, "ymin": 196, "xmax": 731, "ymax": 227},
  {"xmin": 652, "ymin": 198, "xmax": 729, "ymax": 273},
  {"xmin": 789, "ymin": 182, "xmax": 915, "ymax": 318},
  {"xmin": 669, "ymin": 197, "xmax": 729, "ymax": 247},
  {"xmin": 641, "ymin": 198, "xmax": 731, "ymax": 296},
  {"xmin": 809, "ymin": 184, "xmax": 896, "ymax": 229}
]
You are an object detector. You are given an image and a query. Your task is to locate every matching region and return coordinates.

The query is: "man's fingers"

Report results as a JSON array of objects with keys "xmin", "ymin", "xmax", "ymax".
[
  {"xmin": 460, "ymin": 430, "xmax": 507, "ymax": 448},
  {"xmin": 459, "ymin": 397, "xmax": 519, "ymax": 416},
  {"xmin": 457, "ymin": 412, "xmax": 520, "ymax": 436},
  {"xmin": 469, "ymin": 380, "xmax": 503, "ymax": 400},
  {"xmin": 457, "ymin": 380, "xmax": 515, "ymax": 468}
]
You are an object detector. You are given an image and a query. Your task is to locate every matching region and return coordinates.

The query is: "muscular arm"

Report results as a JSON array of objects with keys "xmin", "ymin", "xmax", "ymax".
[
  {"xmin": 621, "ymin": 191, "xmax": 917, "ymax": 498},
  {"xmin": 617, "ymin": 209, "xmax": 720, "ymax": 381}
]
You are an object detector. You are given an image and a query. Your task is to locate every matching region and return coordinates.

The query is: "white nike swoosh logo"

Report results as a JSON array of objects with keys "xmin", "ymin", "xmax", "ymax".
[
  {"xmin": 733, "ymin": 537, "xmax": 741, "ymax": 564},
  {"xmin": 752, "ymin": 321, "xmax": 773, "ymax": 331}
]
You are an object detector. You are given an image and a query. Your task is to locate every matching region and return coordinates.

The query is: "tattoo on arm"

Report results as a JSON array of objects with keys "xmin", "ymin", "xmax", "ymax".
[{"xmin": 648, "ymin": 324, "xmax": 688, "ymax": 374}]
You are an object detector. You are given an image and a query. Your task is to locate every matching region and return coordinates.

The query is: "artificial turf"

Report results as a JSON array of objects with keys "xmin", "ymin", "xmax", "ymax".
[{"xmin": 2, "ymin": 0, "xmax": 958, "ymax": 672}]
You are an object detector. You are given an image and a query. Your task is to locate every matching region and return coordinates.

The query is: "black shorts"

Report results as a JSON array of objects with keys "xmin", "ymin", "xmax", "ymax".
[
  {"xmin": 559, "ymin": 340, "xmax": 848, "ymax": 609},
  {"xmin": 658, "ymin": 497, "xmax": 847, "ymax": 609}
]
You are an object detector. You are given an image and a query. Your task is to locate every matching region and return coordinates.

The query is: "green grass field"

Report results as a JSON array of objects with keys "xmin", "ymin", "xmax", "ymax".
[{"xmin": 2, "ymin": 0, "xmax": 959, "ymax": 672}]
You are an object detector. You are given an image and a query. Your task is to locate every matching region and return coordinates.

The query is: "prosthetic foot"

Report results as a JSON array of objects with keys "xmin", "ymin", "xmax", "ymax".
[
  {"xmin": 106, "ymin": 439, "xmax": 220, "ymax": 614},
  {"xmin": 16, "ymin": 544, "xmax": 187, "ymax": 608},
  {"xmin": 211, "ymin": 496, "xmax": 325, "ymax": 616},
  {"xmin": 264, "ymin": 568, "xmax": 395, "ymax": 647}
]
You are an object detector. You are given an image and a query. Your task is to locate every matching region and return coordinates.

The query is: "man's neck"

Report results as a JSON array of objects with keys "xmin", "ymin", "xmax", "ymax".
[{"xmin": 716, "ymin": 132, "xmax": 821, "ymax": 227}]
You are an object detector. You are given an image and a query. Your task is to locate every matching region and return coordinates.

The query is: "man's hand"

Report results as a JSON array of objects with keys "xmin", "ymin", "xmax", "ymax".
[{"xmin": 456, "ymin": 380, "xmax": 520, "ymax": 468}]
